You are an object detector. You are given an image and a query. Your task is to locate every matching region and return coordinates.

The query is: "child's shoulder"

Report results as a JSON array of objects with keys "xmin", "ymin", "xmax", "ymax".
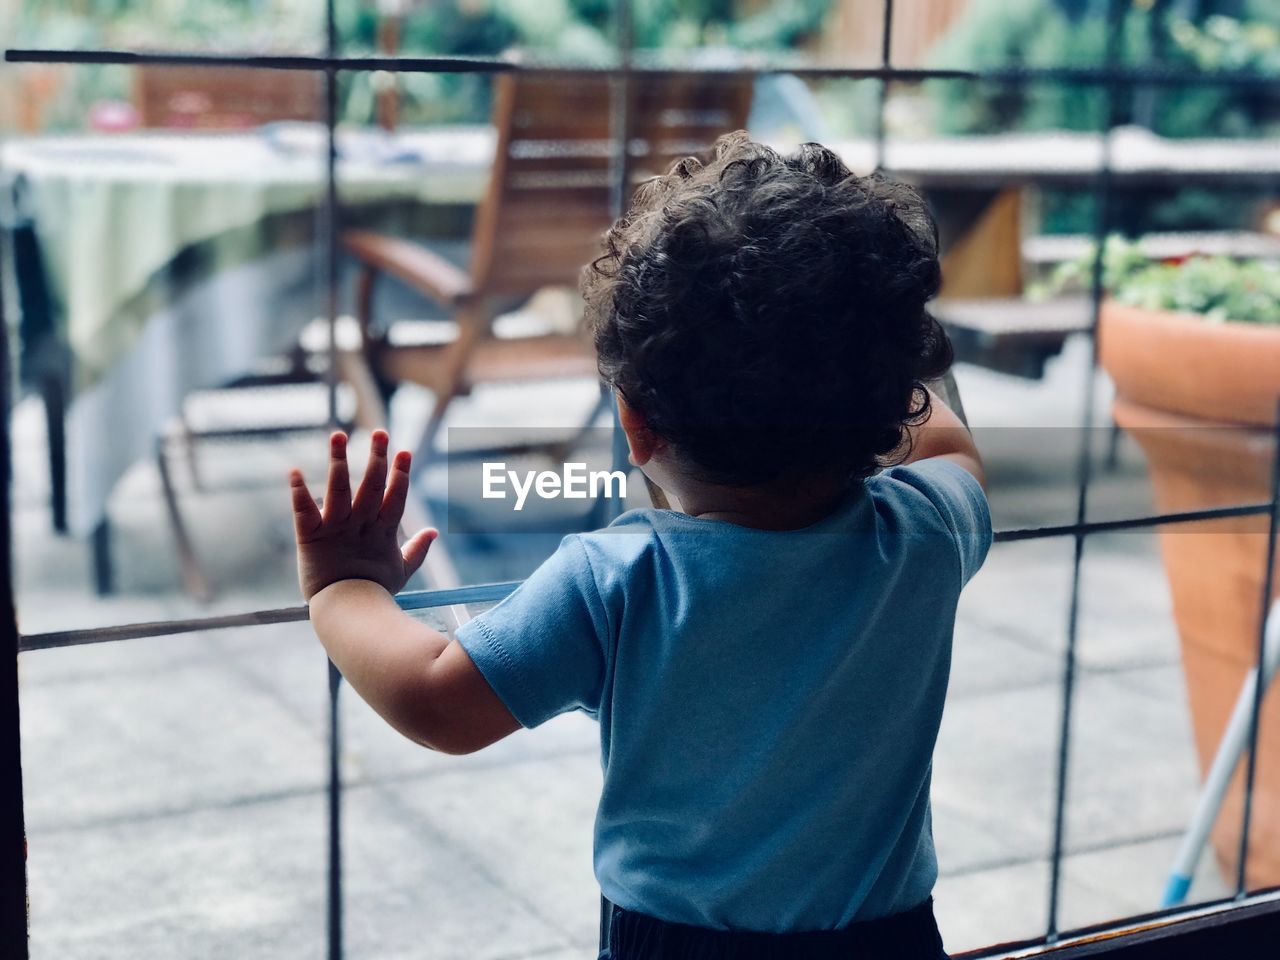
[{"xmin": 871, "ymin": 459, "xmax": 989, "ymax": 528}]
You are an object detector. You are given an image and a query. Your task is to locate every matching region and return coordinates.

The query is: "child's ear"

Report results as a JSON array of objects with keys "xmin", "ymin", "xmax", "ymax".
[{"xmin": 615, "ymin": 392, "xmax": 660, "ymax": 467}]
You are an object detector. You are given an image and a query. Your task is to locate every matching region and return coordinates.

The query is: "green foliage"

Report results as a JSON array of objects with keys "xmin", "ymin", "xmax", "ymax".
[
  {"xmin": 926, "ymin": 0, "xmax": 1134, "ymax": 135},
  {"xmin": 926, "ymin": 2, "xmax": 1279, "ymax": 139},
  {"xmin": 1170, "ymin": 14, "xmax": 1280, "ymax": 72},
  {"xmin": 15, "ymin": 1, "xmax": 321, "ymax": 51},
  {"xmin": 926, "ymin": 2, "xmax": 1280, "ymax": 234},
  {"xmin": 1034, "ymin": 236, "xmax": 1280, "ymax": 326},
  {"xmin": 15, "ymin": 1, "xmax": 832, "ymax": 128}
]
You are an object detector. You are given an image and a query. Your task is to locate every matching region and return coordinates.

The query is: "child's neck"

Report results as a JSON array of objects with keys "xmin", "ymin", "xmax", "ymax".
[{"xmin": 666, "ymin": 467, "xmax": 852, "ymax": 531}]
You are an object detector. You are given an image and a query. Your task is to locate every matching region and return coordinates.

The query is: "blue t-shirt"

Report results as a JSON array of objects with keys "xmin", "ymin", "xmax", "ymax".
[{"xmin": 456, "ymin": 458, "xmax": 991, "ymax": 932}]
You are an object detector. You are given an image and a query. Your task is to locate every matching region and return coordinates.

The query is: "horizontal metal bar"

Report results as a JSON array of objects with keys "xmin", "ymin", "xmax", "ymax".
[
  {"xmin": 18, "ymin": 606, "xmax": 305, "ymax": 651},
  {"xmin": 17, "ymin": 581, "xmax": 521, "ymax": 653},
  {"xmin": 993, "ymin": 501, "xmax": 1272, "ymax": 543},
  {"xmin": 957, "ymin": 888, "xmax": 1280, "ymax": 959},
  {"xmin": 3, "ymin": 50, "xmax": 513, "ymax": 73},
  {"xmin": 14, "ymin": 500, "xmax": 1274, "ymax": 652},
  {"xmin": 5, "ymin": 48, "xmax": 1280, "ymax": 91}
]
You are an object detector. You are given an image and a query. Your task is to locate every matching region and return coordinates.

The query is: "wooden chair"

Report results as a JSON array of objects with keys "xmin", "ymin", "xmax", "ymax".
[
  {"xmin": 134, "ymin": 66, "xmax": 321, "ymax": 129},
  {"xmin": 342, "ymin": 69, "xmax": 754, "ymax": 463}
]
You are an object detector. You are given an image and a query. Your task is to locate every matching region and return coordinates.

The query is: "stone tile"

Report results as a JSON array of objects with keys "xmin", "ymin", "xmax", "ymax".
[
  {"xmin": 339, "ymin": 787, "xmax": 575, "ymax": 960},
  {"xmin": 1057, "ymin": 833, "xmax": 1232, "ymax": 933},
  {"xmin": 20, "ymin": 637, "xmax": 326, "ymax": 832},
  {"xmin": 29, "ymin": 792, "xmax": 327, "ymax": 960},
  {"xmin": 948, "ymin": 616, "xmax": 1060, "ymax": 700},
  {"xmin": 362, "ymin": 750, "xmax": 604, "ymax": 952},
  {"xmin": 1075, "ymin": 534, "xmax": 1181, "ymax": 671},
  {"xmin": 28, "ymin": 784, "xmax": 575, "ymax": 960},
  {"xmin": 933, "ymin": 684, "xmax": 1059, "ymax": 864},
  {"xmin": 933, "ymin": 859, "xmax": 1051, "ymax": 955},
  {"xmin": 957, "ymin": 538, "xmax": 1075, "ymax": 657},
  {"xmin": 1063, "ymin": 671, "xmax": 1203, "ymax": 848}
]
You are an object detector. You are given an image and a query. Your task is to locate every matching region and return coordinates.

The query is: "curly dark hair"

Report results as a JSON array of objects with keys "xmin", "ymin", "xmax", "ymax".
[{"xmin": 582, "ymin": 131, "xmax": 953, "ymax": 486}]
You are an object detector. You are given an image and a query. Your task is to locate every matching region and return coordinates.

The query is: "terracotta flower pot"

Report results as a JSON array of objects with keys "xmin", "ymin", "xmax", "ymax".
[{"xmin": 1098, "ymin": 300, "xmax": 1280, "ymax": 890}]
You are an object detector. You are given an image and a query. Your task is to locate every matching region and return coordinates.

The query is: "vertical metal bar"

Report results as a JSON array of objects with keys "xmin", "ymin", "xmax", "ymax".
[
  {"xmin": 1044, "ymin": 0, "xmax": 1124, "ymax": 940},
  {"xmin": 0, "ymin": 167, "xmax": 31, "ymax": 960},
  {"xmin": 322, "ymin": 7, "xmax": 343, "ymax": 960},
  {"xmin": 600, "ymin": 5, "xmax": 634, "ymax": 948},
  {"xmin": 874, "ymin": 0, "xmax": 894, "ymax": 173},
  {"xmin": 327, "ymin": 659, "xmax": 343, "ymax": 960},
  {"xmin": 91, "ymin": 519, "xmax": 113, "ymax": 595},
  {"xmin": 324, "ymin": 4, "xmax": 341, "ymax": 429},
  {"xmin": 39, "ymin": 370, "xmax": 66, "ymax": 534},
  {"xmin": 1235, "ymin": 402, "xmax": 1280, "ymax": 895},
  {"xmin": 608, "ymin": 0, "xmax": 634, "ymax": 221}
]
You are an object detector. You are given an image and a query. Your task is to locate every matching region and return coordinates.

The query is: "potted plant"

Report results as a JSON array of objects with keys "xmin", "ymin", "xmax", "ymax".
[{"xmin": 1057, "ymin": 241, "xmax": 1280, "ymax": 888}]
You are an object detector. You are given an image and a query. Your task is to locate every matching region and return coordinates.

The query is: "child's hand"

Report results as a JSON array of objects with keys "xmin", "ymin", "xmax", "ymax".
[{"xmin": 289, "ymin": 430, "xmax": 438, "ymax": 602}]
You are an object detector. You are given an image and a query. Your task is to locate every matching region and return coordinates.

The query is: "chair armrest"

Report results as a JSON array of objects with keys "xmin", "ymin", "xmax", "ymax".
[{"xmin": 342, "ymin": 230, "xmax": 475, "ymax": 307}]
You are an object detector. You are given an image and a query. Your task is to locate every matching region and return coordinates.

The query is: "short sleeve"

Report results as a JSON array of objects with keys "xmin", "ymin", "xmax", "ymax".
[
  {"xmin": 881, "ymin": 458, "xmax": 992, "ymax": 585},
  {"xmin": 455, "ymin": 535, "xmax": 609, "ymax": 728}
]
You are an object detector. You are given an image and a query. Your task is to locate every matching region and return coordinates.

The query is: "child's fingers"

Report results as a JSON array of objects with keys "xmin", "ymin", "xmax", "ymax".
[
  {"xmin": 351, "ymin": 429, "xmax": 389, "ymax": 523},
  {"xmin": 289, "ymin": 469, "xmax": 323, "ymax": 540},
  {"xmin": 322, "ymin": 431, "xmax": 352, "ymax": 523},
  {"xmin": 401, "ymin": 527, "xmax": 438, "ymax": 577},
  {"xmin": 377, "ymin": 450, "xmax": 413, "ymax": 528}
]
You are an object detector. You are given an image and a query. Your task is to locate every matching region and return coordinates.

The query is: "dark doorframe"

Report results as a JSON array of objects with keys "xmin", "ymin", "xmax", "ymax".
[{"xmin": 0, "ymin": 219, "xmax": 31, "ymax": 957}]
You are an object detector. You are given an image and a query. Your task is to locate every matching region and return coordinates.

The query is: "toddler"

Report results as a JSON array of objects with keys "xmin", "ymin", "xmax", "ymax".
[{"xmin": 291, "ymin": 132, "xmax": 990, "ymax": 959}]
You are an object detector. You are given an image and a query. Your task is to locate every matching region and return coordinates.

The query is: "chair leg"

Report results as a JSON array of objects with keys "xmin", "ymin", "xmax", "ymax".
[
  {"xmin": 1105, "ymin": 417, "xmax": 1124, "ymax": 472},
  {"xmin": 411, "ymin": 303, "xmax": 489, "ymax": 468},
  {"xmin": 179, "ymin": 410, "xmax": 204, "ymax": 492},
  {"xmin": 413, "ymin": 392, "xmax": 457, "ymax": 467},
  {"xmin": 91, "ymin": 519, "xmax": 114, "ymax": 595},
  {"xmin": 354, "ymin": 265, "xmax": 398, "ymax": 407},
  {"xmin": 156, "ymin": 436, "xmax": 213, "ymax": 603},
  {"xmin": 41, "ymin": 370, "xmax": 67, "ymax": 534}
]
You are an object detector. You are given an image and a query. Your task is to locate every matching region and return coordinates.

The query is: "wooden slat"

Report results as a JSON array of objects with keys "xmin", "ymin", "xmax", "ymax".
[
  {"xmin": 464, "ymin": 335, "xmax": 598, "ymax": 384},
  {"xmin": 134, "ymin": 66, "xmax": 320, "ymax": 128},
  {"xmin": 343, "ymin": 231, "xmax": 474, "ymax": 307}
]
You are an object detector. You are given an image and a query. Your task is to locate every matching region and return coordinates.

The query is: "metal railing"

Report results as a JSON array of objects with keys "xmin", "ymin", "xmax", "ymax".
[{"xmin": 2, "ymin": 1, "xmax": 1279, "ymax": 957}]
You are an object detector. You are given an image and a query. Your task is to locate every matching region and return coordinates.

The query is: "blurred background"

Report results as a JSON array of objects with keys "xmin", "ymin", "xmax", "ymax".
[{"xmin": 2, "ymin": 2, "xmax": 1279, "ymax": 958}]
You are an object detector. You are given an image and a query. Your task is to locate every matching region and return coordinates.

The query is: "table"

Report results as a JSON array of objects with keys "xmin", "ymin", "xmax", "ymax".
[
  {"xmin": 3, "ymin": 123, "xmax": 1275, "ymax": 541},
  {"xmin": 1, "ymin": 125, "xmax": 492, "ymax": 538}
]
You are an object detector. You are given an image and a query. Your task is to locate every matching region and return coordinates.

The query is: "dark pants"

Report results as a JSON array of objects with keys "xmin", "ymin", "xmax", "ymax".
[{"xmin": 599, "ymin": 897, "xmax": 949, "ymax": 959}]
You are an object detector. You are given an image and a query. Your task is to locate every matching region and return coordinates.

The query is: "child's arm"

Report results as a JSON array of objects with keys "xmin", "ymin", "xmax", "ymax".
[
  {"xmin": 901, "ymin": 388, "xmax": 986, "ymax": 490},
  {"xmin": 291, "ymin": 431, "xmax": 520, "ymax": 755}
]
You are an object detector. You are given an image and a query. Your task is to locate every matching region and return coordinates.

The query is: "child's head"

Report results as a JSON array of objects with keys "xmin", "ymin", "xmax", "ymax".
[{"xmin": 582, "ymin": 132, "xmax": 952, "ymax": 487}]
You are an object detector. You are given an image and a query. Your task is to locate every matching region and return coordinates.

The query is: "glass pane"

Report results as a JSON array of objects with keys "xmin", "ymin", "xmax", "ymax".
[
  {"xmin": 336, "ymin": 603, "xmax": 602, "ymax": 956},
  {"xmin": 333, "ymin": 0, "xmax": 620, "ymax": 65},
  {"xmin": 21, "ymin": 623, "xmax": 327, "ymax": 957},
  {"xmin": 921, "ymin": 0, "xmax": 1278, "ymax": 73},
  {"xmin": 1244, "ymin": 640, "xmax": 1279, "ymax": 896},
  {"xmin": 932, "ymin": 537, "xmax": 1072, "ymax": 952},
  {"xmin": 626, "ymin": 0, "xmax": 882, "ymax": 67},
  {"xmin": 1058, "ymin": 517, "xmax": 1278, "ymax": 931},
  {"xmin": 8, "ymin": 0, "xmax": 325, "ymax": 56},
  {"xmin": 2, "ymin": 62, "xmax": 330, "ymax": 633}
]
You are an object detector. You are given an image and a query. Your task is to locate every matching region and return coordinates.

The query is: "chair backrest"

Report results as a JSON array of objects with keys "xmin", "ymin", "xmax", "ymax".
[
  {"xmin": 469, "ymin": 70, "xmax": 753, "ymax": 297},
  {"xmin": 134, "ymin": 67, "xmax": 321, "ymax": 129}
]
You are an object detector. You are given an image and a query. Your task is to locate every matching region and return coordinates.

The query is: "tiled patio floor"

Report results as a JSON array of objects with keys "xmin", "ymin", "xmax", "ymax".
[{"xmin": 14, "ymin": 336, "xmax": 1237, "ymax": 958}]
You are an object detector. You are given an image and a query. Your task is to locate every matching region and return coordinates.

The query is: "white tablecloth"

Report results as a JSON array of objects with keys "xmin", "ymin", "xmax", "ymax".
[{"xmin": 2, "ymin": 125, "xmax": 493, "ymax": 535}]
